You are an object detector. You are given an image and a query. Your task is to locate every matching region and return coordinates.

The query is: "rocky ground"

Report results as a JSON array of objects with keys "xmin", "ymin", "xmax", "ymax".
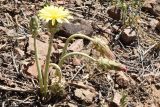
[{"xmin": 0, "ymin": 0, "xmax": 160, "ymax": 106}]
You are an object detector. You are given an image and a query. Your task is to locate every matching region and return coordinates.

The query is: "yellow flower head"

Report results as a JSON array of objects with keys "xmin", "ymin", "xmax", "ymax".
[{"xmin": 38, "ymin": 6, "xmax": 73, "ymax": 25}]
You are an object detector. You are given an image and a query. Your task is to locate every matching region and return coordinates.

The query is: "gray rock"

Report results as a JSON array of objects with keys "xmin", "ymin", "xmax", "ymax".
[{"xmin": 56, "ymin": 19, "xmax": 93, "ymax": 37}]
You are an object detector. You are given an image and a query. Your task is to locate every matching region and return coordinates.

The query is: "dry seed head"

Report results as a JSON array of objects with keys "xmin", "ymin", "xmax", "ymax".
[
  {"xmin": 97, "ymin": 57, "xmax": 127, "ymax": 72},
  {"xmin": 93, "ymin": 37, "xmax": 116, "ymax": 60}
]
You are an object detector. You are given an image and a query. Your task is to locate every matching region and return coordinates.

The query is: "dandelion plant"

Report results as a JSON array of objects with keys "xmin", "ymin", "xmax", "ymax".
[
  {"xmin": 38, "ymin": 5, "xmax": 73, "ymax": 96},
  {"xmin": 30, "ymin": 5, "xmax": 127, "ymax": 98}
]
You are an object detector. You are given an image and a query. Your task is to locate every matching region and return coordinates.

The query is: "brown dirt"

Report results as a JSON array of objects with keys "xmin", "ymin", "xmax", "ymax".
[{"xmin": 0, "ymin": 0, "xmax": 160, "ymax": 106}]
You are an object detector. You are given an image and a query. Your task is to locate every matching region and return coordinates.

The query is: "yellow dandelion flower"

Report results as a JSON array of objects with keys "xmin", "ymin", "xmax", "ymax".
[{"xmin": 38, "ymin": 5, "xmax": 73, "ymax": 25}]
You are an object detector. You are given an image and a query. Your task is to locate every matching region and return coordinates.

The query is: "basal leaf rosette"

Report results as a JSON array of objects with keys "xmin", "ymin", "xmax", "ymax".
[{"xmin": 38, "ymin": 6, "xmax": 73, "ymax": 26}]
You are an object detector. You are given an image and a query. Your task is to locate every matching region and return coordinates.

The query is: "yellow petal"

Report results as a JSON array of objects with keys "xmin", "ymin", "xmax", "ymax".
[
  {"xmin": 57, "ymin": 19, "xmax": 63, "ymax": 23},
  {"xmin": 64, "ymin": 19, "xmax": 69, "ymax": 23},
  {"xmin": 38, "ymin": 5, "xmax": 73, "ymax": 24}
]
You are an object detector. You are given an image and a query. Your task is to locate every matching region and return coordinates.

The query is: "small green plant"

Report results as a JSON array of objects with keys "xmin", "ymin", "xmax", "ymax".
[
  {"xmin": 30, "ymin": 5, "xmax": 73, "ymax": 96},
  {"xmin": 30, "ymin": 5, "xmax": 127, "ymax": 99},
  {"xmin": 120, "ymin": 92, "xmax": 128, "ymax": 107},
  {"xmin": 113, "ymin": 0, "xmax": 143, "ymax": 26}
]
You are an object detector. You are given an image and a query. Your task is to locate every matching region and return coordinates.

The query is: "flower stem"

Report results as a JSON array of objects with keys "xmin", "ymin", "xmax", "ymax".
[
  {"xmin": 33, "ymin": 34, "xmax": 44, "ymax": 93},
  {"xmin": 43, "ymin": 34, "xmax": 53, "ymax": 95},
  {"xmin": 58, "ymin": 52, "xmax": 96, "ymax": 68},
  {"xmin": 49, "ymin": 63, "xmax": 62, "ymax": 83},
  {"xmin": 60, "ymin": 34, "xmax": 94, "ymax": 58}
]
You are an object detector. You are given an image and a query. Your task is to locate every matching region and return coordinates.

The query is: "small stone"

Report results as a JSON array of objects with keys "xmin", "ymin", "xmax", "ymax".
[
  {"xmin": 72, "ymin": 57, "xmax": 81, "ymax": 66},
  {"xmin": 120, "ymin": 27, "xmax": 137, "ymax": 45},
  {"xmin": 26, "ymin": 60, "xmax": 44, "ymax": 78},
  {"xmin": 115, "ymin": 71, "xmax": 130, "ymax": 88},
  {"xmin": 155, "ymin": 83, "xmax": 160, "ymax": 89},
  {"xmin": 107, "ymin": 6, "xmax": 121, "ymax": 20},
  {"xmin": 154, "ymin": 62, "xmax": 160, "ymax": 69},
  {"xmin": 74, "ymin": 88, "xmax": 97, "ymax": 104},
  {"xmin": 68, "ymin": 39, "xmax": 84, "ymax": 52},
  {"xmin": 112, "ymin": 92, "xmax": 122, "ymax": 106},
  {"xmin": 149, "ymin": 18, "xmax": 159, "ymax": 30}
]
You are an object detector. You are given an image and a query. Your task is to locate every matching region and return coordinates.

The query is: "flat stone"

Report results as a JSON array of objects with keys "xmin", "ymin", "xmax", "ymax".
[
  {"xmin": 120, "ymin": 27, "xmax": 137, "ymax": 45},
  {"xmin": 74, "ymin": 88, "xmax": 97, "ymax": 104},
  {"xmin": 115, "ymin": 71, "xmax": 130, "ymax": 88},
  {"xmin": 56, "ymin": 19, "xmax": 93, "ymax": 37},
  {"xmin": 142, "ymin": 0, "xmax": 160, "ymax": 17},
  {"xmin": 149, "ymin": 18, "xmax": 159, "ymax": 30}
]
